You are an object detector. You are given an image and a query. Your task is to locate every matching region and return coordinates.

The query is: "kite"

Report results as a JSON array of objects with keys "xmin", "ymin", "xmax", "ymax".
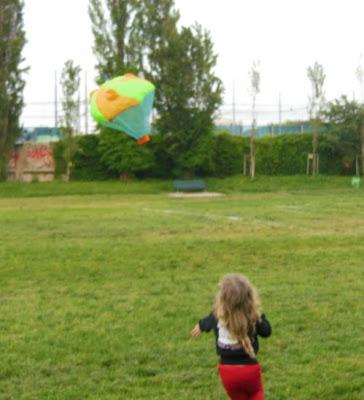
[{"xmin": 90, "ymin": 73, "xmax": 155, "ymax": 144}]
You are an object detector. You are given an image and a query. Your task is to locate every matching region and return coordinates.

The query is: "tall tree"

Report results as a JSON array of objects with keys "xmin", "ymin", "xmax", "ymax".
[
  {"xmin": 60, "ymin": 60, "xmax": 81, "ymax": 180},
  {"xmin": 132, "ymin": 1, "xmax": 221, "ymax": 176},
  {"xmin": 321, "ymin": 96, "xmax": 364, "ymax": 175},
  {"xmin": 153, "ymin": 24, "xmax": 223, "ymax": 176},
  {"xmin": 89, "ymin": 0, "xmax": 138, "ymax": 81},
  {"xmin": 0, "ymin": 0, "xmax": 27, "ymax": 180},
  {"xmin": 130, "ymin": 0, "xmax": 179, "ymax": 75},
  {"xmin": 249, "ymin": 61, "xmax": 260, "ymax": 178},
  {"xmin": 307, "ymin": 61, "xmax": 325, "ymax": 175}
]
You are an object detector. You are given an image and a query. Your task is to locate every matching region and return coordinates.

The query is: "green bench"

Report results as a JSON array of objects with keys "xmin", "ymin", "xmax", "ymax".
[{"xmin": 173, "ymin": 179, "xmax": 206, "ymax": 192}]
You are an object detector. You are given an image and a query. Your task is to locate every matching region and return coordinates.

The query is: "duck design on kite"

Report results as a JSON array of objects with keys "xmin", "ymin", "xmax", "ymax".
[{"xmin": 90, "ymin": 73, "xmax": 155, "ymax": 144}]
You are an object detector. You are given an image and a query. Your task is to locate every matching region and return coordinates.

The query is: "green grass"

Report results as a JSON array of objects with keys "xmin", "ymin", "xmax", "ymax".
[
  {"xmin": 0, "ymin": 177, "xmax": 363, "ymax": 399},
  {"xmin": 0, "ymin": 175, "xmax": 359, "ymax": 198}
]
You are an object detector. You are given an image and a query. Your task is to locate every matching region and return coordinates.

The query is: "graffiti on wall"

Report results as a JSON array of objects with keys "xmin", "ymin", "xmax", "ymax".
[
  {"xmin": 8, "ymin": 142, "xmax": 55, "ymax": 181},
  {"xmin": 9, "ymin": 143, "xmax": 54, "ymax": 172}
]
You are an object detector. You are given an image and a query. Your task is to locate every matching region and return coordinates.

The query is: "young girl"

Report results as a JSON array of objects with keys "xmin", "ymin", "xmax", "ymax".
[{"xmin": 191, "ymin": 273, "xmax": 271, "ymax": 400}]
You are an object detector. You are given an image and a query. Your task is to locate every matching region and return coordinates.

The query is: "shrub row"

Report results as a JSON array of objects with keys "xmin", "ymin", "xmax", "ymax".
[{"xmin": 53, "ymin": 131, "xmax": 350, "ymax": 180}]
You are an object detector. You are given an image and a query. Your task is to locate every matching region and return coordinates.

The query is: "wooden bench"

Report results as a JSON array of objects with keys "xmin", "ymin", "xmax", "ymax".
[{"xmin": 173, "ymin": 179, "xmax": 206, "ymax": 192}]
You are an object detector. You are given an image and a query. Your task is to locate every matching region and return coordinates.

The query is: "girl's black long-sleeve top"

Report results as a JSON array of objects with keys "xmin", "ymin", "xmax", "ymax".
[{"xmin": 199, "ymin": 312, "xmax": 272, "ymax": 365}]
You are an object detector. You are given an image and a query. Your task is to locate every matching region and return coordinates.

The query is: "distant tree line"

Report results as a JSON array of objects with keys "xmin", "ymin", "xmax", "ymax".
[{"xmin": 2, "ymin": 0, "xmax": 364, "ymax": 181}]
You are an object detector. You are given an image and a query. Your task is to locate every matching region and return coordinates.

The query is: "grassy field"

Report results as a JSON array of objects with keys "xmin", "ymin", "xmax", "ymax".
[{"xmin": 0, "ymin": 177, "xmax": 363, "ymax": 399}]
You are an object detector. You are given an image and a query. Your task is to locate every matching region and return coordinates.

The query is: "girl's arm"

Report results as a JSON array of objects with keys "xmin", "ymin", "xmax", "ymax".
[
  {"xmin": 199, "ymin": 312, "xmax": 217, "ymax": 332},
  {"xmin": 256, "ymin": 314, "xmax": 272, "ymax": 337},
  {"xmin": 191, "ymin": 312, "xmax": 217, "ymax": 336}
]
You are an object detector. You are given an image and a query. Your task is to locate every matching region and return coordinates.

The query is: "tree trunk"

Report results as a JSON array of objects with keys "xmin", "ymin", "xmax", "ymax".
[
  {"xmin": 0, "ymin": 152, "xmax": 6, "ymax": 180},
  {"xmin": 0, "ymin": 116, "xmax": 9, "ymax": 181},
  {"xmin": 250, "ymin": 119, "xmax": 256, "ymax": 178},
  {"xmin": 312, "ymin": 119, "xmax": 319, "ymax": 176},
  {"xmin": 361, "ymin": 123, "xmax": 364, "ymax": 176},
  {"xmin": 120, "ymin": 172, "xmax": 130, "ymax": 181},
  {"xmin": 243, "ymin": 154, "xmax": 247, "ymax": 176},
  {"xmin": 66, "ymin": 161, "xmax": 72, "ymax": 182}
]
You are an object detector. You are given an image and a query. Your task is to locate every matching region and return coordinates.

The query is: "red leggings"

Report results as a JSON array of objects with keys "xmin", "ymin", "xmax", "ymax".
[{"xmin": 218, "ymin": 364, "xmax": 264, "ymax": 400}]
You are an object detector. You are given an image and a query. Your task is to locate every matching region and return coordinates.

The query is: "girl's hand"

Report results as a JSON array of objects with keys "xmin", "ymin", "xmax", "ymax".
[{"xmin": 191, "ymin": 324, "xmax": 202, "ymax": 337}]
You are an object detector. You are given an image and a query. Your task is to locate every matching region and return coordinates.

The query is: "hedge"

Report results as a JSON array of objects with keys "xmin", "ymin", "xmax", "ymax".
[{"xmin": 53, "ymin": 132, "xmax": 347, "ymax": 180}]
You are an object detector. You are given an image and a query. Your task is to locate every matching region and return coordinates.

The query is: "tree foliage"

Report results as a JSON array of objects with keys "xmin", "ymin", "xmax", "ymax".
[
  {"xmin": 307, "ymin": 62, "xmax": 326, "ymax": 119},
  {"xmin": 71, "ymin": 135, "xmax": 111, "ymax": 181},
  {"xmin": 0, "ymin": 0, "xmax": 27, "ymax": 179},
  {"xmin": 212, "ymin": 133, "xmax": 244, "ymax": 177},
  {"xmin": 98, "ymin": 128, "xmax": 154, "ymax": 178},
  {"xmin": 130, "ymin": 0, "xmax": 179, "ymax": 75},
  {"xmin": 320, "ymin": 96, "xmax": 364, "ymax": 173},
  {"xmin": 89, "ymin": 0, "xmax": 138, "ymax": 81},
  {"xmin": 151, "ymin": 24, "xmax": 223, "ymax": 176}
]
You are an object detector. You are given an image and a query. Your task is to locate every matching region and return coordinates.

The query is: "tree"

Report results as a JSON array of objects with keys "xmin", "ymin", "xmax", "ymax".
[
  {"xmin": 307, "ymin": 61, "xmax": 325, "ymax": 175},
  {"xmin": 89, "ymin": 0, "xmax": 138, "ymax": 81},
  {"xmin": 130, "ymin": 0, "xmax": 179, "ymax": 75},
  {"xmin": 0, "ymin": 0, "xmax": 27, "ymax": 180},
  {"xmin": 60, "ymin": 60, "xmax": 81, "ymax": 180},
  {"xmin": 151, "ymin": 24, "xmax": 223, "ymax": 176},
  {"xmin": 320, "ymin": 96, "xmax": 364, "ymax": 175},
  {"xmin": 248, "ymin": 61, "xmax": 260, "ymax": 178}
]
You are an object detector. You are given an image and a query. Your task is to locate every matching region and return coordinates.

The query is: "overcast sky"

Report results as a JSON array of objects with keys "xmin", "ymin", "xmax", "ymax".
[{"xmin": 22, "ymin": 0, "xmax": 364, "ymax": 128}]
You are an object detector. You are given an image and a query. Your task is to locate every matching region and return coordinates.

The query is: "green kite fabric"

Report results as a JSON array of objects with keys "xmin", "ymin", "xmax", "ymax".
[{"xmin": 90, "ymin": 74, "xmax": 155, "ymax": 144}]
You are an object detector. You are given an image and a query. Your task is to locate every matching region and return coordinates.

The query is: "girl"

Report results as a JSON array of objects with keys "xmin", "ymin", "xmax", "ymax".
[{"xmin": 191, "ymin": 273, "xmax": 271, "ymax": 400}]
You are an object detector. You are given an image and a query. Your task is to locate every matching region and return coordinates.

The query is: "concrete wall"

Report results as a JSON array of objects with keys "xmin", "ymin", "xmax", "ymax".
[{"xmin": 7, "ymin": 142, "xmax": 55, "ymax": 182}]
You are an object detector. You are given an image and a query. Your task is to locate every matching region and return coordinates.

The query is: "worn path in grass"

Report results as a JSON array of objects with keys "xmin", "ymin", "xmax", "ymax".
[{"xmin": 0, "ymin": 185, "xmax": 363, "ymax": 399}]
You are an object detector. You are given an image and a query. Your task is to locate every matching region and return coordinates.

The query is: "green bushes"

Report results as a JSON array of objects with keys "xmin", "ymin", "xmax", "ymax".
[
  {"xmin": 212, "ymin": 132, "xmax": 248, "ymax": 177},
  {"xmin": 53, "ymin": 131, "xmax": 347, "ymax": 180},
  {"xmin": 98, "ymin": 129, "xmax": 155, "ymax": 179},
  {"xmin": 254, "ymin": 133, "xmax": 345, "ymax": 175},
  {"xmin": 71, "ymin": 135, "xmax": 112, "ymax": 181},
  {"xmin": 255, "ymin": 134, "xmax": 312, "ymax": 175},
  {"xmin": 53, "ymin": 141, "xmax": 67, "ymax": 178}
]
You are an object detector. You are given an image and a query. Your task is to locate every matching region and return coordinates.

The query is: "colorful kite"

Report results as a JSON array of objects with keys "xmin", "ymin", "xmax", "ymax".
[{"xmin": 90, "ymin": 74, "xmax": 155, "ymax": 144}]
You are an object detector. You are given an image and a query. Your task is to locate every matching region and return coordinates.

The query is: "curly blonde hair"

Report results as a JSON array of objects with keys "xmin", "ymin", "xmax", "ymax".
[{"xmin": 214, "ymin": 274, "xmax": 261, "ymax": 358}]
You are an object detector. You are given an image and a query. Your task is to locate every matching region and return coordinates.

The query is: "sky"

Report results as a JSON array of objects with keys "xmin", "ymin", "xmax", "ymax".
[{"xmin": 21, "ymin": 0, "xmax": 364, "ymax": 128}]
